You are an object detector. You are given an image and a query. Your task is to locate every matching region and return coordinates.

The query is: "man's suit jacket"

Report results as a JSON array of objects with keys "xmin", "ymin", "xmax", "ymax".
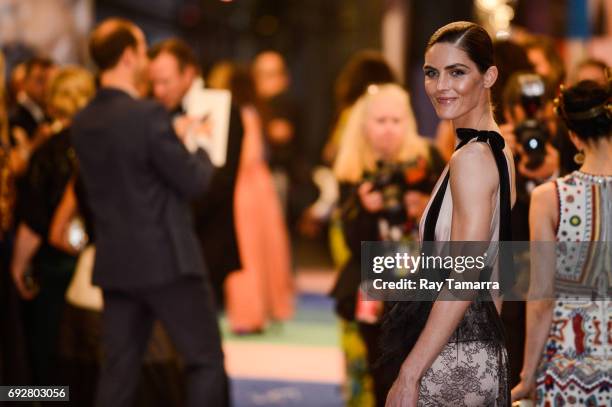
[
  {"xmin": 9, "ymin": 103, "xmax": 42, "ymax": 141},
  {"xmin": 72, "ymin": 88, "xmax": 213, "ymax": 290}
]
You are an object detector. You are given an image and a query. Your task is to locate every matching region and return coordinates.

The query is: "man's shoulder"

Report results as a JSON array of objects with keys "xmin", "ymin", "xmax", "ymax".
[{"xmin": 75, "ymin": 92, "xmax": 166, "ymax": 126}]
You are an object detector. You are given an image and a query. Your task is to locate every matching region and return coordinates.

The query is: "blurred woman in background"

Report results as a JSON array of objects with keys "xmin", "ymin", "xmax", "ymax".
[
  {"xmin": 0, "ymin": 49, "xmax": 30, "ymax": 385},
  {"xmin": 10, "ymin": 66, "xmax": 94, "ymax": 385},
  {"xmin": 322, "ymin": 50, "xmax": 397, "ymax": 166},
  {"xmin": 208, "ymin": 62, "xmax": 294, "ymax": 334},
  {"xmin": 331, "ymin": 83, "xmax": 443, "ymax": 406},
  {"xmin": 310, "ymin": 50, "xmax": 399, "ymax": 407}
]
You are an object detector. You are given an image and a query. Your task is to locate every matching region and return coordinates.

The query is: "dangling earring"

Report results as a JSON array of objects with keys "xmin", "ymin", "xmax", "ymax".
[{"xmin": 574, "ymin": 150, "xmax": 585, "ymax": 165}]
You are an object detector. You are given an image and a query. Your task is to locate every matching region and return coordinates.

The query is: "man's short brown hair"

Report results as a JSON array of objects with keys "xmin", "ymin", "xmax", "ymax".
[
  {"xmin": 89, "ymin": 18, "xmax": 138, "ymax": 72},
  {"xmin": 148, "ymin": 38, "xmax": 199, "ymax": 72},
  {"xmin": 24, "ymin": 57, "xmax": 54, "ymax": 78}
]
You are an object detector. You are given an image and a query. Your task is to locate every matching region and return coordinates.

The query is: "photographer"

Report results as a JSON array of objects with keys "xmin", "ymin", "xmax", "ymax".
[
  {"xmin": 499, "ymin": 72, "xmax": 571, "ymax": 387},
  {"xmin": 330, "ymin": 84, "xmax": 443, "ymax": 407},
  {"xmin": 500, "ymin": 72, "xmax": 562, "ymax": 241}
]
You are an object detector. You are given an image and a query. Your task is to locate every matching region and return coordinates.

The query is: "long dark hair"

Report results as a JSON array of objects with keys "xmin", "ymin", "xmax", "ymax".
[{"xmin": 334, "ymin": 50, "xmax": 397, "ymax": 113}]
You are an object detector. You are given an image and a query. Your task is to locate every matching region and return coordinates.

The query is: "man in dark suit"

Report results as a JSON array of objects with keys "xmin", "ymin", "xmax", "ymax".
[
  {"xmin": 9, "ymin": 57, "xmax": 54, "ymax": 140},
  {"xmin": 71, "ymin": 18, "xmax": 227, "ymax": 407},
  {"xmin": 148, "ymin": 38, "xmax": 243, "ymax": 305}
]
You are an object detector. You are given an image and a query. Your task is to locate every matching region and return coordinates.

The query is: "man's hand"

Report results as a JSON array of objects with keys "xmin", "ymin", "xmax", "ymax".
[
  {"xmin": 173, "ymin": 115, "xmax": 194, "ymax": 142},
  {"xmin": 517, "ymin": 143, "xmax": 559, "ymax": 180},
  {"xmin": 173, "ymin": 115, "xmax": 214, "ymax": 150},
  {"xmin": 190, "ymin": 116, "xmax": 214, "ymax": 142}
]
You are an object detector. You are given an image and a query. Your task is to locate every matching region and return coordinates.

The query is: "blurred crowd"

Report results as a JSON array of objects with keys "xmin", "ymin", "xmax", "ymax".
[{"xmin": 0, "ymin": 17, "xmax": 610, "ymax": 407}]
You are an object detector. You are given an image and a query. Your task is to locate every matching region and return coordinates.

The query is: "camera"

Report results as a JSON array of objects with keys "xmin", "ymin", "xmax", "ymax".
[
  {"xmin": 515, "ymin": 119, "xmax": 550, "ymax": 170},
  {"xmin": 365, "ymin": 160, "xmax": 408, "ymax": 226},
  {"xmin": 514, "ymin": 74, "xmax": 551, "ymax": 170}
]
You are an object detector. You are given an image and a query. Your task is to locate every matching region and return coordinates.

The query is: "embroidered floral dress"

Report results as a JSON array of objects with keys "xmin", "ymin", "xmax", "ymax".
[{"xmin": 535, "ymin": 171, "xmax": 612, "ymax": 406}]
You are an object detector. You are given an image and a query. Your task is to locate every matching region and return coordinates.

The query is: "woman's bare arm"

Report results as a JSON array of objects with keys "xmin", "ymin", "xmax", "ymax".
[
  {"xmin": 49, "ymin": 179, "xmax": 79, "ymax": 255},
  {"xmin": 386, "ymin": 142, "xmax": 499, "ymax": 406},
  {"xmin": 511, "ymin": 182, "xmax": 557, "ymax": 401},
  {"xmin": 11, "ymin": 222, "xmax": 42, "ymax": 299}
]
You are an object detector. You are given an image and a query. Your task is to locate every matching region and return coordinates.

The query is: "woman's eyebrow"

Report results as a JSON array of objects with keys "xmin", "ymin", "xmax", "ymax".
[
  {"xmin": 444, "ymin": 63, "xmax": 470, "ymax": 70},
  {"xmin": 423, "ymin": 64, "xmax": 437, "ymax": 71}
]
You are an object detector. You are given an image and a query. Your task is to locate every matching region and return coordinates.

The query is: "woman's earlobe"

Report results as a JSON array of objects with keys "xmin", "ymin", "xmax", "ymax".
[
  {"xmin": 484, "ymin": 66, "xmax": 498, "ymax": 89},
  {"xmin": 568, "ymin": 130, "xmax": 584, "ymax": 151}
]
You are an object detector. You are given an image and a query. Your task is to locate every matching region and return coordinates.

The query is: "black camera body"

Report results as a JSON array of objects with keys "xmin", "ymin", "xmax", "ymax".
[
  {"xmin": 515, "ymin": 119, "xmax": 550, "ymax": 170},
  {"xmin": 365, "ymin": 160, "xmax": 408, "ymax": 226},
  {"xmin": 514, "ymin": 74, "xmax": 551, "ymax": 170}
]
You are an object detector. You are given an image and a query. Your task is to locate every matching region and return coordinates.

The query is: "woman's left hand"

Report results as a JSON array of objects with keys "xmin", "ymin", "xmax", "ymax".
[
  {"xmin": 511, "ymin": 376, "xmax": 536, "ymax": 403},
  {"xmin": 385, "ymin": 372, "xmax": 419, "ymax": 407}
]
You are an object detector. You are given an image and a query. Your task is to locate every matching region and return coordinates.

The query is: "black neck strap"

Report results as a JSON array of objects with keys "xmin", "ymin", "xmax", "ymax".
[{"xmin": 423, "ymin": 128, "xmax": 512, "ymax": 243}]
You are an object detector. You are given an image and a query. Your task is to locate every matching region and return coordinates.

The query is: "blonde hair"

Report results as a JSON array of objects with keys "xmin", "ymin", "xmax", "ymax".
[
  {"xmin": 47, "ymin": 66, "xmax": 95, "ymax": 120},
  {"xmin": 207, "ymin": 61, "xmax": 235, "ymax": 90},
  {"xmin": 333, "ymin": 83, "xmax": 429, "ymax": 183}
]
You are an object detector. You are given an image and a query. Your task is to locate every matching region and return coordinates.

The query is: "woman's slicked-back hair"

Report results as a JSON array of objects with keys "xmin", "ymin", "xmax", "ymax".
[{"xmin": 426, "ymin": 21, "xmax": 494, "ymax": 73}]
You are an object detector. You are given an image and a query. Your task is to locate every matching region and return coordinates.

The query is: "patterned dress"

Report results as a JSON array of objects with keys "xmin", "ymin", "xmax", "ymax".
[{"xmin": 535, "ymin": 171, "xmax": 612, "ymax": 406}]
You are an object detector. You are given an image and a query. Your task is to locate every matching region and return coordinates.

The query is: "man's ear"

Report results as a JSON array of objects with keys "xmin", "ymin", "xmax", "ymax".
[
  {"xmin": 119, "ymin": 46, "xmax": 136, "ymax": 69},
  {"xmin": 183, "ymin": 64, "xmax": 197, "ymax": 83},
  {"xmin": 484, "ymin": 65, "xmax": 498, "ymax": 89}
]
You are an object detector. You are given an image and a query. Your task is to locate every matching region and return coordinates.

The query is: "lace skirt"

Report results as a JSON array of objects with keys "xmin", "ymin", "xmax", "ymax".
[{"xmin": 418, "ymin": 339, "xmax": 509, "ymax": 406}]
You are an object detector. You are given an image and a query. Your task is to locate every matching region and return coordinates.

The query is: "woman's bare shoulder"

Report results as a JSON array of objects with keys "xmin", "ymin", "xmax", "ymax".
[
  {"xmin": 529, "ymin": 181, "xmax": 559, "ymax": 238},
  {"xmin": 449, "ymin": 142, "xmax": 498, "ymax": 188},
  {"xmin": 530, "ymin": 182, "xmax": 558, "ymax": 212}
]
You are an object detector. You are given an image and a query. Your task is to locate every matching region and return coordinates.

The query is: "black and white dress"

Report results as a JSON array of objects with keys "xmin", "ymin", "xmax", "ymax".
[{"xmin": 383, "ymin": 129, "xmax": 513, "ymax": 406}]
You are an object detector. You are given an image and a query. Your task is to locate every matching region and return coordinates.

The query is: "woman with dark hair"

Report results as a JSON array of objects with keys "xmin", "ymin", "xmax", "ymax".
[
  {"xmin": 523, "ymin": 35, "xmax": 565, "ymax": 91},
  {"xmin": 573, "ymin": 57, "xmax": 609, "ymax": 85},
  {"xmin": 384, "ymin": 21, "xmax": 515, "ymax": 406},
  {"xmin": 322, "ymin": 50, "xmax": 397, "ymax": 164},
  {"xmin": 511, "ymin": 80, "xmax": 611, "ymax": 405},
  {"xmin": 208, "ymin": 62, "xmax": 294, "ymax": 334}
]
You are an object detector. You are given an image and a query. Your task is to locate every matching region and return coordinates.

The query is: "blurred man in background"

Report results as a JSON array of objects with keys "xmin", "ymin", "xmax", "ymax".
[
  {"xmin": 148, "ymin": 38, "xmax": 243, "ymax": 306},
  {"xmin": 9, "ymin": 57, "xmax": 54, "ymax": 139},
  {"xmin": 72, "ymin": 19, "xmax": 227, "ymax": 407}
]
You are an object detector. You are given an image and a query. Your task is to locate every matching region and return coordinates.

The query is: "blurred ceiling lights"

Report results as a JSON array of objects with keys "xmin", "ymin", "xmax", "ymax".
[{"xmin": 475, "ymin": 0, "xmax": 516, "ymax": 38}]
